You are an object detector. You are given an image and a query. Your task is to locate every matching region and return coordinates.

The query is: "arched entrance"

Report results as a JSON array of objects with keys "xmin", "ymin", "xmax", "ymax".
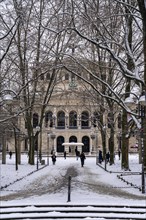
[
  {"xmin": 82, "ymin": 136, "xmax": 90, "ymax": 153},
  {"xmin": 69, "ymin": 136, "xmax": 77, "ymax": 143},
  {"xmin": 69, "ymin": 136, "xmax": 77, "ymax": 154},
  {"xmin": 57, "ymin": 136, "xmax": 64, "ymax": 152}
]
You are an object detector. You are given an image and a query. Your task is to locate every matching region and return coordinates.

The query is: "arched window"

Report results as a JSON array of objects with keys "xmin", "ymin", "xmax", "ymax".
[
  {"xmin": 46, "ymin": 72, "xmax": 50, "ymax": 80},
  {"xmin": 108, "ymin": 112, "xmax": 114, "ymax": 128},
  {"xmin": 40, "ymin": 74, "xmax": 44, "ymax": 80},
  {"xmin": 57, "ymin": 111, "xmax": 65, "ymax": 128},
  {"xmin": 65, "ymin": 73, "xmax": 69, "ymax": 80},
  {"xmin": 57, "ymin": 136, "xmax": 64, "ymax": 152},
  {"xmin": 45, "ymin": 111, "xmax": 53, "ymax": 127},
  {"xmin": 82, "ymin": 136, "xmax": 90, "ymax": 152},
  {"xmin": 93, "ymin": 112, "xmax": 100, "ymax": 127},
  {"xmin": 81, "ymin": 111, "xmax": 89, "ymax": 128},
  {"xmin": 118, "ymin": 113, "xmax": 122, "ymax": 129},
  {"xmin": 69, "ymin": 111, "xmax": 77, "ymax": 128},
  {"xmin": 33, "ymin": 113, "xmax": 39, "ymax": 128}
]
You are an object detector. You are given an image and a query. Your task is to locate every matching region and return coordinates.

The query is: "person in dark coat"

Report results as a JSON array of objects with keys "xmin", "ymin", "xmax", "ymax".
[
  {"xmin": 118, "ymin": 149, "xmax": 121, "ymax": 160},
  {"xmin": 9, "ymin": 151, "xmax": 12, "ymax": 159},
  {"xmin": 51, "ymin": 153, "xmax": 56, "ymax": 165},
  {"xmin": 99, "ymin": 150, "xmax": 103, "ymax": 164},
  {"xmin": 80, "ymin": 152, "xmax": 86, "ymax": 167},
  {"xmin": 64, "ymin": 151, "xmax": 66, "ymax": 159}
]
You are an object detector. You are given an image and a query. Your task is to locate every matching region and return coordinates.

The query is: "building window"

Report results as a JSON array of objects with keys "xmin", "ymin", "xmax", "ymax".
[
  {"xmin": 69, "ymin": 111, "xmax": 77, "ymax": 128},
  {"xmin": 33, "ymin": 113, "xmax": 39, "ymax": 128},
  {"xmin": 118, "ymin": 113, "xmax": 122, "ymax": 129},
  {"xmin": 40, "ymin": 74, "xmax": 44, "ymax": 80},
  {"xmin": 46, "ymin": 72, "xmax": 50, "ymax": 80},
  {"xmin": 107, "ymin": 112, "xmax": 114, "ymax": 128},
  {"xmin": 45, "ymin": 111, "xmax": 53, "ymax": 127},
  {"xmin": 81, "ymin": 111, "xmax": 89, "ymax": 128},
  {"xmin": 57, "ymin": 111, "xmax": 65, "ymax": 128},
  {"xmin": 93, "ymin": 112, "xmax": 100, "ymax": 127},
  {"xmin": 65, "ymin": 73, "xmax": 69, "ymax": 80}
]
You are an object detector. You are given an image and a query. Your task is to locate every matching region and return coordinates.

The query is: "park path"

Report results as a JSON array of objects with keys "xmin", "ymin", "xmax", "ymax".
[{"xmin": 0, "ymin": 161, "xmax": 145, "ymax": 201}]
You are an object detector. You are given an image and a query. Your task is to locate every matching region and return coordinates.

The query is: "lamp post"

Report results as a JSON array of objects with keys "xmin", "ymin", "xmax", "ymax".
[
  {"xmin": 35, "ymin": 126, "xmax": 40, "ymax": 170},
  {"xmin": 103, "ymin": 124, "xmax": 107, "ymax": 171},
  {"xmin": 0, "ymin": 89, "xmax": 18, "ymax": 165},
  {"xmin": 124, "ymin": 92, "xmax": 146, "ymax": 194},
  {"xmin": 0, "ymin": 89, "xmax": 17, "ymax": 103},
  {"xmin": 95, "ymin": 127, "xmax": 98, "ymax": 165},
  {"xmin": 139, "ymin": 94, "xmax": 146, "ymax": 194},
  {"xmin": 47, "ymin": 133, "xmax": 50, "ymax": 165},
  {"xmin": 90, "ymin": 131, "xmax": 95, "ymax": 153}
]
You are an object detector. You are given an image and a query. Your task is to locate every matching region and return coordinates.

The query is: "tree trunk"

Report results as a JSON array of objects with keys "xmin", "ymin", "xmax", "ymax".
[
  {"xmin": 101, "ymin": 130, "xmax": 106, "ymax": 160},
  {"xmin": 121, "ymin": 110, "xmax": 129, "ymax": 170},
  {"xmin": 2, "ymin": 135, "xmax": 6, "ymax": 164},
  {"xmin": 14, "ymin": 129, "xmax": 18, "ymax": 171},
  {"xmin": 109, "ymin": 127, "xmax": 115, "ymax": 165},
  {"xmin": 39, "ymin": 130, "xmax": 42, "ymax": 163},
  {"xmin": 17, "ymin": 136, "xmax": 21, "ymax": 165},
  {"xmin": 137, "ymin": 0, "xmax": 146, "ymax": 172},
  {"xmin": 28, "ymin": 135, "xmax": 35, "ymax": 165}
]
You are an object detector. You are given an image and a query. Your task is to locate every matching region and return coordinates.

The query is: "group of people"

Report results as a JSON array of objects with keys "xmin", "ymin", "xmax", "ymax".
[
  {"xmin": 98, "ymin": 150, "xmax": 110, "ymax": 164},
  {"xmin": 51, "ymin": 149, "xmax": 86, "ymax": 167}
]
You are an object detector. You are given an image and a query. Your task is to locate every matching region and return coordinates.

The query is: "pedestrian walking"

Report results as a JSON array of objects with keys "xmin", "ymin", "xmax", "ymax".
[
  {"xmin": 118, "ymin": 149, "xmax": 121, "ymax": 160},
  {"xmin": 51, "ymin": 152, "xmax": 56, "ymax": 165},
  {"xmin": 64, "ymin": 151, "xmax": 66, "ymax": 159},
  {"xmin": 9, "ymin": 151, "xmax": 12, "ymax": 159},
  {"xmin": 80, "ymin": 152, "xmax": 86, "ymax": 167}
]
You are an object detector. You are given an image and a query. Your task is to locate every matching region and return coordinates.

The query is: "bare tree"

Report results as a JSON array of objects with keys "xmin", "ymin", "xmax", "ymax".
[
  {"xmin": 1, "ymin": 0, "xmax": 75, "ymax": 165},
  {"xmin": 59, "ymin": 0, "xmax": 144, "ymax": 170}
]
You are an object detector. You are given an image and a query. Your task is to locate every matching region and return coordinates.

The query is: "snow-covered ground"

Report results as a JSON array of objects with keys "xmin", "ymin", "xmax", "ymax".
[
  {"xmin": 0, "ymin": 152, "xmax": 146, "ymax": 206},
  {"xmin": 0, "ymin": 153, "xmax": 146, "ymax": 219}
]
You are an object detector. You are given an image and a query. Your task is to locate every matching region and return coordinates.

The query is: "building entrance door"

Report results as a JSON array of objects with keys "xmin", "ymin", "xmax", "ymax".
[{"xmin": 69, "ymin": 136, "xmax": 77, "ymax": 155}]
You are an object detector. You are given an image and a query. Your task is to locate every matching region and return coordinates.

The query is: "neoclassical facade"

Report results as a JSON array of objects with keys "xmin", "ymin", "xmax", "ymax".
[
  {"xmin": 3, "ymin": 72, "xmax": 136, "ymax": 156},
  {"xmin": 31, "ymin": 88, "xmax": 100, "ymax": 155},
  {"xmin": 25, "ymin": 72, "xmax": 103, "ymax": 156}
]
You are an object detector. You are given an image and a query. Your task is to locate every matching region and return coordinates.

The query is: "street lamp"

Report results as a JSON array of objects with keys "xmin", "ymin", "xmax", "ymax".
[
  {"xmin": 47, "ymin": 133, "xmax": 50, "ymax": 165},
  {"xmin": 103, "ymin": 124, "xmax": 107, "ymax": 171},
  {"xmin": 35, "ymin": 126, "xmax": 40, "ymax": 170},
  {"xmin": 124, "ymin": 92, "xmax": 146, "ymax": 193},
  {"xmin": 90, "ymin": 131, "xmax": 95, "ymax": 153},
  {"xmin": 0, "ymin": 89, "xmax": 19, "ymax": 165},
  {"xmin": 0, "ymin": 89, "xmax": 19, "ymax": 108}
]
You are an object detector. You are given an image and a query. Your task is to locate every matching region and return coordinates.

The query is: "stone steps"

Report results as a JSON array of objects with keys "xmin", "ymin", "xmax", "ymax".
[{"xmin": 0, "ymin": 204, "xmax": 146, "ymax": 219}]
